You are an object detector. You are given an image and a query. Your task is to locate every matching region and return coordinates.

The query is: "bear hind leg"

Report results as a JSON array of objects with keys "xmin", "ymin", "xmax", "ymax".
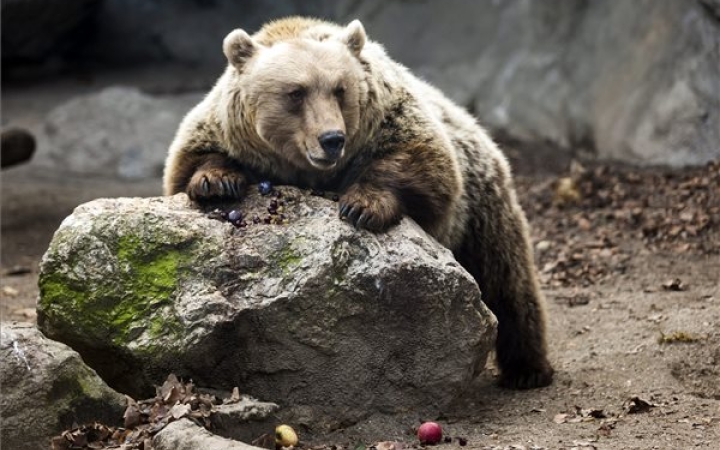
[{"xmin": 457, "ymin": 194, "xmax": 554, "ymax": 389}]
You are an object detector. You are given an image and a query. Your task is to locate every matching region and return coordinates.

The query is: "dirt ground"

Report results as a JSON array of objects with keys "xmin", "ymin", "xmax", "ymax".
[{"xmin": 1, "ymin": 74, "xmax": 719, "ymax": 449}]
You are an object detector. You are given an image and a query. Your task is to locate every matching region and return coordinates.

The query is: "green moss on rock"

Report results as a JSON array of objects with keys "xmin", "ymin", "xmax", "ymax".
[
  {"xmin": 276, "ymin": 247, "xmax": 302, "ymax": 272},
  {"xmin": 39, "ymin": 229, "xmax": 196, "ymax": 348},
  {"xmin": 272, "ymin": 236, "xmax": 306, "ymax": 275}
]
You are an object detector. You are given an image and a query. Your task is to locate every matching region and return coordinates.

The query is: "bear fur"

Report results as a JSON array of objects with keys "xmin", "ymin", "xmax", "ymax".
[{"xmin": 163, "ymin": 17, "xmax": 554, "ymax": 389}]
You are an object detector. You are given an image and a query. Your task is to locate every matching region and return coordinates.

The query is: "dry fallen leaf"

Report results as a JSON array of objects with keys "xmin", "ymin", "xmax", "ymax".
[
  {"xmin": 227, "ymin": 386, "xmax": 241, "ymax": 403},
  {"xmin": 583, "ymin": 408, "xmax": 607, "ymax": 419},
  {"xmin": 50, "ymin": 435, "xmax": 70, "ymax": 450},
  {"xmin": 124, "ymin": 396, "xmax": 142, "ymax": 428},
  {"xmin": 625, "ymin": 396, "xmax": 655, "ymax": 414},
  {"xmin": 554, "ymin": 177, "xmax": 582, "ymax": 206},
  {"xmin": 51, "ymin": 374, "xmax": 243, "ymax": 449},
  {"xmin": 159, "ymin": 373, "xmax": 185, "ymax": 404},
  {"xmin": 658, "ymin": 331, "xmax": 702, "ymax": 344},
  {"xmin": 169, "ymin": 403, "xmax": 191, "ymax": 420},
  {"xmin": 662, "ymin": 278, "xmax": 687, "ymax": 291}
]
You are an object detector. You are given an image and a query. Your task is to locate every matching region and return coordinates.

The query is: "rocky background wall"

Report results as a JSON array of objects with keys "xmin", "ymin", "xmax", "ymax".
[{"xmin": 3, "ymin": 0, "xmax": 719, "ymax": 171}]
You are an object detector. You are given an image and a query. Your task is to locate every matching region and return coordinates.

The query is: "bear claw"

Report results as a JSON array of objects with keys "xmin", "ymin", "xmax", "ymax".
[
  {"xmin": 338, "ymin": 189, "xmax": 401, "ymax": 232},
  {"xmin": 187, "ymin": 169, "xmax": 247, "ymax": 203}
]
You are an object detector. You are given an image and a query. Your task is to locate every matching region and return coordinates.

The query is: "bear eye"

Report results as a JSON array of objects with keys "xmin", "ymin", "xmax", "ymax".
[
  {"xmin": 333, "ymin": 86, "xmax": 346, "ymax": 99},
  {"xmin": 288, "ymin": 88, "xmax": 306, "ymax": 102}
]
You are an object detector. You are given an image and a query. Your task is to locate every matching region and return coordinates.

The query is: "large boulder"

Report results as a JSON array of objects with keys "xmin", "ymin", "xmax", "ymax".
[
  {"xmin": 39, "ymin": 86, "xmax": 202, "ymax": 179},
  {"xmin": 0, "ymin": 322, "xmax": 126, "ymax": 450},
  {"xmin": 37, "ymin": 188, "xmax": 496, "ymax": 426}
]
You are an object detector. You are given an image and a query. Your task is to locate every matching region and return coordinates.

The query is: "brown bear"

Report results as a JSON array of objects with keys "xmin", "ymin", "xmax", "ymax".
[{"xmin": 163, "ymin": 17, "xmax": 554, "ymax": 389}]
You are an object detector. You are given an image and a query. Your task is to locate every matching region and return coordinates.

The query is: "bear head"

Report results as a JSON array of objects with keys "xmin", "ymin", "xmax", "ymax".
[{"xmin": 222, "ymin": 20, "xmax": 368, "ymax": 171}]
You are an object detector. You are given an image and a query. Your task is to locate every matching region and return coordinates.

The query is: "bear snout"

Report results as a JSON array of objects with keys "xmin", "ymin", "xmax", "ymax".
[{"xmin": 318, "ymin": 130, "xmax": 346, "ymax": 160}]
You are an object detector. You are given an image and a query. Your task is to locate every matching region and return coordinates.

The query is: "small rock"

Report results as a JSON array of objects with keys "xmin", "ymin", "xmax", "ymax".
[
  {"xmin": 154, "ymin": 418, "xmax": 267, "ymax": 450},
  {"xmin": 535, "ymin": 240, "xmax": 552, "ymax": 253},
  {"xmin": 0, "ymin": 322, "xmax": 125, "ymax": 450}
]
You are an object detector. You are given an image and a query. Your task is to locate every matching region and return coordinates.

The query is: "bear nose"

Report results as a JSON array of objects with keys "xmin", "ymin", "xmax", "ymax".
[{"xmin": 318, "ymin": 131, "xmax": 346, "ymax": 159}]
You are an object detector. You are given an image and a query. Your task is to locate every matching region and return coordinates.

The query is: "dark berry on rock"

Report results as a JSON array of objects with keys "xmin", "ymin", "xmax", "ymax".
[
  {"xmin": 270, "ymin": 199, "xmax": 278, "ymax": 209},
  {"xmin": 228, "ymin": 210, "xmax": 243, "ymax": 222},
  {"xmin": 457, "ymin": 438, "xmax": 467, "ymax": 446},
  {"xmin": 332, "ymin": 195, "xmax": 339, "ymax": 202},
  {"xmin": 263, "ymin": 216, "xmax": 272, "ymax": 224},
  {"xmin": 258, "ymin": 181, "xmax": 273, "ymax": 195},
  {"xmin": 252, "ymin": 215, "xmax": 261, "ymax": 224},
  {"xmin": 443, "ymin": 437, "xmax": 452, "ymax": 444}
]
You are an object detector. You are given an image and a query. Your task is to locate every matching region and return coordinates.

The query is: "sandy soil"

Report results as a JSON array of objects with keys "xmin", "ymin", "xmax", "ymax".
[{"xmin": 1, "ymin": 75, "xmax": 718, "ymax": 449}]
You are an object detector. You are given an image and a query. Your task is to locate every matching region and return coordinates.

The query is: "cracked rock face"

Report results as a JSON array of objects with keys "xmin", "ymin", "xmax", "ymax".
[
  {"xmin": 0, "ymin": 322, "xmax": 126, "ymax": 450},
  {"xmin": 37, "ymin": 187, "xmax": 496, "ymax": 425}
]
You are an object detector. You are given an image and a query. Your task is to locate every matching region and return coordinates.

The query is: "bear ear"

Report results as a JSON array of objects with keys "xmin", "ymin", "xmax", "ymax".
[
  {"xmin": 223, "ymin": 29, "xmax": 258, "ymax": 70},
  {"xmin": 339, "ymin": 19, "xmax": 366, "ymax": 56}
]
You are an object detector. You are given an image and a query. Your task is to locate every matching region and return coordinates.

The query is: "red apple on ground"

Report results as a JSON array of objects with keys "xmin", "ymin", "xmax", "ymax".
[{"xmin": 417, "ymin": 421, "xmax": 443, "ymax": 445}]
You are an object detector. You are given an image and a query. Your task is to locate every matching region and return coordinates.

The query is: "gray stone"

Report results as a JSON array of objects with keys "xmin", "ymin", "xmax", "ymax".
[
  {"xmin": 40, "ymin": 86, "xmax": 202, "ymax": 179},
  {"xmin": 211, "ymin": 395, "xmax": 280, "ymax": 442},
  {"xmin": 214, "ymin": 396, "xmax": 279, "ymax": 424},
  {"xmin": 0, "ymin": 322, "xmax": 126, "ymax": 450},
  {"xmin": 154, "ymin": 419, "xmax": 265, "ymax": 450},
  {"xmin": 330, "ymin": 0, "xmax": 720, "ymax": 167},
  {"xmin": 37, "ymin": 188, "xmax": 496, "ymax": 426}
]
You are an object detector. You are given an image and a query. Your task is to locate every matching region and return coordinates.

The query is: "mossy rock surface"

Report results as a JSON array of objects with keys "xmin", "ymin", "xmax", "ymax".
[{"xmin": 38, "ymin": 188, "xmax": 496, "ymax": 426}]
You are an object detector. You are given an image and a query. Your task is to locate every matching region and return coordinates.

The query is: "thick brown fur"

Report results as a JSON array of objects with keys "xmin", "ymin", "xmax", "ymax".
[{"xmin": 164, "ymin": 17, "xmax": 553, "ymax": 389}]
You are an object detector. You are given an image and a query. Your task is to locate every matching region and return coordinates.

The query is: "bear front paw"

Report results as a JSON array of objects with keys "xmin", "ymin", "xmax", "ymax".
[
  {"xmin": 187, "ymin": 168, "xmax": 247, "ymax": 203},
  {"xmin": 338, "ymin": 187, "xmax": 402, "ymax": 232}
]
